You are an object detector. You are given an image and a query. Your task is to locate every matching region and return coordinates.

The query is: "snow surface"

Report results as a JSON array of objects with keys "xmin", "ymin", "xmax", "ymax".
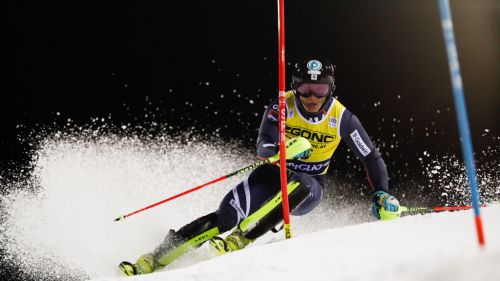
[
  {"xmin": 94, "ymin": 206, "xmax": 500, "ymax": 281},
  {"xmin": 1, "ymin": 135, "xmax": 499, "ymax": 281}
]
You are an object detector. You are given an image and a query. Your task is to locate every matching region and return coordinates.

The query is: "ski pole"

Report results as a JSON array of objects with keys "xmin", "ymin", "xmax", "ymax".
[
  {"xmin": 114, "ymin": 137, "xmax": 312, "ymax": 222},
  {"xmin": 114, "ymin": 159, "xmax": 271, "ymax": 222},
  {"xmin": 401, "ymin": 204, "xmax": 488, "ymax": 213}
]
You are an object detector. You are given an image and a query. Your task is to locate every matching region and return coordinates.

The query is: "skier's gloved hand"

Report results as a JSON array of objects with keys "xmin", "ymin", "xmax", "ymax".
[
  {"xmin": 293, "ymin": 148, "xmax": 312, "ymax": 160},
  {"xmin": 371, "ymin": 191, "xmax": 401, "ymax": 220}
]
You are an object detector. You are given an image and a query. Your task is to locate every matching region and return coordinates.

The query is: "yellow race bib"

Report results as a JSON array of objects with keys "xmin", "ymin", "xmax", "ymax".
[{"xmin": 284, "ymin": 91, "xmax": 346, "ymax": 175}]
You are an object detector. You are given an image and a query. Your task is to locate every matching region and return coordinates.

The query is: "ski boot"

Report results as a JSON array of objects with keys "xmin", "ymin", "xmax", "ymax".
[
  {"xmin": 209, "ymin": 228, "xmax": 254, "ymax": 255},
  {"xmin": 118, "ymin": 253, "xmax": 155, "ymax": 276},
  {"xmin": 119, "ymin": 213, "xmax": 220, "ymax": 275},
  {"xmin": 118, "ymin": 229, "xmax": 181, "ymax": 276},
  {"xmin": 118, "ymin": 261, "xmax": 136, "ymax": 276}
]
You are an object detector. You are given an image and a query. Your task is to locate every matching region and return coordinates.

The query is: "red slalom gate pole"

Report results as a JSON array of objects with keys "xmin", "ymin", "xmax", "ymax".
[{"xmin": 277, "ymin": 0, "xmax": 292, "ymax": 239}]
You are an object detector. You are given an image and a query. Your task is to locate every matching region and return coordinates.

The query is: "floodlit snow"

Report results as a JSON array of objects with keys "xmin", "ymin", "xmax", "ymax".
[
  {"xmin": 94, "ymin": 206, "xmax": 500, "ymax": 281},
  {"xmin": 1, "ymin": 135, "xmax": 499, "ymax": 281}
]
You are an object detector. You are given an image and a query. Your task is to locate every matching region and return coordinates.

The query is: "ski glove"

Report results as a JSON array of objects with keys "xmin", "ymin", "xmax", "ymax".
[
  {"xmin": 371, "ymin": 191, "xmax": 401, "ymax": 220},
  {"xmin": 293, "ymin": 148, "xmax": 312, "ymax": 160}
]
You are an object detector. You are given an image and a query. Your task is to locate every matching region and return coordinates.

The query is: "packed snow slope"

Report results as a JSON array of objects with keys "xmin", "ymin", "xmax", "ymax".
[
  {"xmin": 95, "ymin": 206, "xmax": 500, "ymax": 281},
  {"xmin": 1, "ymin": 133, "xmax": 499, "ymax": 281}
]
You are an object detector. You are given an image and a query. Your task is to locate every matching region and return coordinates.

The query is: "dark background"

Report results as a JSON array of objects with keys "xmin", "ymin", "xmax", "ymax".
[
  {"xmin": 2, "ymin": 1, "xmax": 499, "ymax": 280},
  {"xmin": 3, "ymin": 0, "xmax": 499, "ymax": 181}
]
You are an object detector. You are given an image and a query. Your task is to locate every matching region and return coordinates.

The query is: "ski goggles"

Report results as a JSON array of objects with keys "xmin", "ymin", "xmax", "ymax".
[{"xmin": 296, "ymin": 83, "xmax": 331, "ymax": 98}]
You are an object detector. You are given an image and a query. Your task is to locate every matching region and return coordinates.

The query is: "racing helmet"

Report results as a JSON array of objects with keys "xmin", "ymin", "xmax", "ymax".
[{"xmin": 291, "ymin": 58, "xmax": 336, "ymax": 98}]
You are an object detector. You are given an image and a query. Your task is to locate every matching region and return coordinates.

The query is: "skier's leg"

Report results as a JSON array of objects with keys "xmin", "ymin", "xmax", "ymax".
[
  {"xmin": 211, "ymin": 167, "xmax": 321, "ymax": 253},
  {"xmin": 120, "ymin": 165, "xmax": 282, "ymax": 275},
  {"xmin": 216, "ymin": 164, "xmax": 282, "ymax": 233},
  {"xmin": 120, "ymin": 212, "xmax": 220, "ymax": 275},
  {"xmin": 120, "ymin": 166, "xmax": 322, "ymax": 275},
  {"xmin": 210, "ymin": 180, "xmax": 310, "ymax": 253},
  {"xmin": 239, "ymin": 179, "xmax": 309, "ymax": 238},
  {"xmin": 289, "ymin": 172, "xmax": 325, "ymax": 216}
]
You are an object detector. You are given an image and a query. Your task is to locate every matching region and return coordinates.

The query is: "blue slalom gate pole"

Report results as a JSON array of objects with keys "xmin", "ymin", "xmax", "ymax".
[{"xmin": 437, "ymin": 0, "xmax": 485, "ymax": 246}]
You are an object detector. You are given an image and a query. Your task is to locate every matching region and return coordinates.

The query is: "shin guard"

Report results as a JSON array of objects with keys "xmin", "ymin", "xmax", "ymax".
[
  {"xmin": 239, "ymin": 180, "xmax": 310, "ymax": 240},
  {"xmin": 152, "ymin": 212, "xmax": 220, "ymax": 268}
]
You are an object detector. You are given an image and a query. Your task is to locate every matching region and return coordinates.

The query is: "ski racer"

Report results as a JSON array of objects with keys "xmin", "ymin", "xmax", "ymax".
[{"xmin": 119, "ymin": 57, "xmax": 401, "ymax": 276}]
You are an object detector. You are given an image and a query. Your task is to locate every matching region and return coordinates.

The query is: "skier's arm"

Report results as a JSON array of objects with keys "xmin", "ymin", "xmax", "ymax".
[
  {"xmin": 256, "ymin": 101, "xmax": 280, "ymax": 159},
  {"xmin": 339, "ymin": 110, "xmax": 388, "ymax": 192}
]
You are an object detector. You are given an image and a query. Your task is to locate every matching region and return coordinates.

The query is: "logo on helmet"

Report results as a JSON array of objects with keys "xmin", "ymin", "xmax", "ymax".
[{"xmin": 306, "ymin": 60, "xmax": 322, "ymax": 80}]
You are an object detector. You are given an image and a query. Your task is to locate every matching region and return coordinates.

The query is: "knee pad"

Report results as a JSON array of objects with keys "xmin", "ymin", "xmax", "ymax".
[
  {"xmin": 288, "ymin": 173, "xmax": 324, "ymax": 215},
  {"xmin": 238, "ymin": 180, "xmax": 310, "ymax": 240}
]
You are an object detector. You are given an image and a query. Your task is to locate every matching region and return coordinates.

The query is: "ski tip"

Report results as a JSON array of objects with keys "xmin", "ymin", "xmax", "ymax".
[{"xmin": 114, "ymin": 215, "xmax": 126, "ymax": 222}]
